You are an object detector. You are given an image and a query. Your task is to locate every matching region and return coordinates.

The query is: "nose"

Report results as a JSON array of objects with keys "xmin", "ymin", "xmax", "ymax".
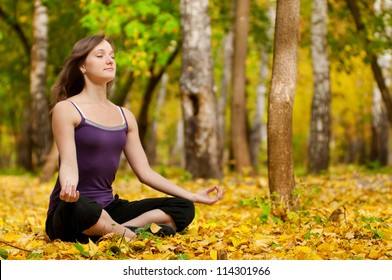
[{"xmin": 106, "ymin": 55, "xmax": 114, "ymax": 64}]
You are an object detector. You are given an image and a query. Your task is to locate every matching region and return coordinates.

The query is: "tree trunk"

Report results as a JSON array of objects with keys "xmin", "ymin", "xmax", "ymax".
[
  {"xmin": 170, "ymin": 119, "xmax": 185, "ymax": 168},
  {"xmin": 217, "ymin": 30, "xmax": 234, "ymax": 168},
  {"xmin": 109, "ymin": 69, "xmax": 134, "ymax": 106},
  {"xmin": 16, "ymin": 109, "xmax": 33, "ymax": 171},
  {"xmin": 231, "ymin": 0, "xmax": 252, "ymax": 173},
  {"xmin": 138, "ymin": 46, "xmax": 180, "ymax": 146},
  {"xmin": 369, "ymin": 0, "xmax": 391, "ymax": 166},
  {"xmin": 370, "ymin": 88, "xmax": 389, "ymax": 165},
  {"xmin": 180, "ymin": 0, "xmax": 223, "ymax": 178},
  {"xmin": 146, "ymin": 73, "xmax": 168, "ymax": 165},
  {"xmin": 30, "ymin": 0, "xmax": 51, "ymax": 167},
  {"xmin": 267, "ymin": 0, "xmax": 300, "ymax": 210},
  {"xmin": 308, "ymin": 0, "xmax": 331, "ymax": 174}
]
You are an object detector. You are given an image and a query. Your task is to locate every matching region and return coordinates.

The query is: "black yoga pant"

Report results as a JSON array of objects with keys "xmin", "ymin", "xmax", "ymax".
[{"xmin": 45, "ymin": 194, "xmax": 195, "ymax": 243}]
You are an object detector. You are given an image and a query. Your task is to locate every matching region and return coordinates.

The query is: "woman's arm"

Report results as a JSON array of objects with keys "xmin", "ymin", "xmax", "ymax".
[
  {"xmin": 122, "ymin": 108, "xmax": 225, "ymax": 205},
  {"xmin": 52, "ymin": 101, "xmax": 80, "ymax": 202}
]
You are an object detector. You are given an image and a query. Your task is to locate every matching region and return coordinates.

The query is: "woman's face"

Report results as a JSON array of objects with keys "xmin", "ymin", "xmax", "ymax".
[{"xmin": 81, "ymin": 40, "xmax": 116, "ymax": 84}]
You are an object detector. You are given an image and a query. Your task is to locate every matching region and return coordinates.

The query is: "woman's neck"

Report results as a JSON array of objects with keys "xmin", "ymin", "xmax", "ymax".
[{"xmin": 79, "ymin": 83, "xmax": 108, "ymax": 104}]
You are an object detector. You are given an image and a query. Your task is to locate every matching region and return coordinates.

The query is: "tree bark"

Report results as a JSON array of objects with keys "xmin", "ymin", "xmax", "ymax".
[
  {"xmin": 16, "ymin": 109, "xmax": 33, "ymax": 171},
  {"xmin": 370, "ymin": 88, "xmax": 389, "ymax": 165},
  {"xmin": 267, "ymin": 0, "xmax": 300, "ymax": 210},
  {"xmin": 369, "ymin": 0, "xmax": 391, "ymax": 166},
  {"xmin": 231, "ymin": 0, "xmax": 252, "ymax": 173},
  {"xmin": 180, "ymin": 0, "xmax": 223, "ymax": 178},
  {"xmin": 217, "ymin": 1, "xmax": 234, "ymax": 169},
  {"xmin": 146, "ymin": 73, "xmax": 168, "ymax": 165},
  {"xmin": 170, "ymin": 119, "xmax": 185, "ymax": 167},
  {"xmin": 30, "ymin": 0, "xmax": 51, "ymax": 167},
  {"xmin": 308, "ymin": 0, "xmax": 331, "ymax": 174},
  {"xmin": 217, "ymin": 30, "xmax": 234, "ymax": 169}
]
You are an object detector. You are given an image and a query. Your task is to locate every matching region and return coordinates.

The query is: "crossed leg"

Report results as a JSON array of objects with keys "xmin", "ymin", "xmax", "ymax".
[
  {"xmin": 122, "ymin": 209, "xmax": 177, "ymax": 230},
  {"xmin": 82, "ymin": 209, "xmax": 176, "ymax": 239},
  {"xmin": 82, "ymin": 209, "xmax": 135, "ymax": 239}
]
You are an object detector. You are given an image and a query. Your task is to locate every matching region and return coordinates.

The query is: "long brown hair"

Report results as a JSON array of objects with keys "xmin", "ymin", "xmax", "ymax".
[{"xmin": 51, "ymin": 35, "xmax": 114, "ymax": 104}]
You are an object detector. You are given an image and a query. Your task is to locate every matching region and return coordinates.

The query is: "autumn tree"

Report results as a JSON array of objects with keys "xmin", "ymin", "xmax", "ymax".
[
  {"xmin": 369, "ymin": 0, "xmax": 390, "ymax": 165},
  {"xmin": 267, "ymin": 0, "xmax": 300, "ymax": 209},
  {"xmin": 231, "ymin": 0, "xmax": 252, "ymax": 173},
  {"xmin": 0, "ymin": 2, "xmax": 33, "ymax": 170},
  {"xmin": 30, "ymin": 0, "xmax": 51, "ymax": 167},
  {"xmin": 345, "ymin": 0, "xmax": 392, "ymax": 125},
  {"xmin": 308, "ymin": 0, "xmax": 331, "ymax": 173},
  {"xmin": 179, "ymin": 0, "xmax": 223, "ymax": 178}
]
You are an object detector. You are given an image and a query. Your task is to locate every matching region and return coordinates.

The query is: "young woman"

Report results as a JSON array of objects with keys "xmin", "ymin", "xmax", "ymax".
[{"xmin": 45, "ymin": 35, "xmax": 225, "ymax": 243}]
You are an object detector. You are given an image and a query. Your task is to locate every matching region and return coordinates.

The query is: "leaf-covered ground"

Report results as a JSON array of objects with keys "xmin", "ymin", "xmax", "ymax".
[{"xmin": 1, "ymin": 167, "xmax": 392, "ymax": 260}]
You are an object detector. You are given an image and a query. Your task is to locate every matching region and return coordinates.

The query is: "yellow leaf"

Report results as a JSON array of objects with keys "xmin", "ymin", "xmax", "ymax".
[
  {"xmin": 310, "ymin": 253, "xmax": 324, "ymax": 260},
  {"xmin": 227, "ymin": 246, "xmax": 237, "ymax": 252},
  {"xmin": 210, "ymin": 250, "xmax": 217, "ymax": 260},
  {"xmin": 368, "ymin": 250, "xmax": 381, "ymax": 259},
  {"xmin": 133, "ymin": 240, "xmax": 146, "ymax": 250},
  {"xmin": 150, "ymin": 223, "xmax": 162, "ymax": 234},
  {"xmin": 88, "ymin": 239, "xmax": 99, "ymax": 257},
  {"xmin": 287, "ymin": 211, "xmax": 300, "ymax": 223},
  {"xmin": 43, "ymin": 246, "xmax": 58, "ymax": 255},
  {"xmin": 294, "ymin": 246, "xmax": 312, "ymax": 254},
  {"xmin": 229, "ymin": 237, "xmax": 248, "ymax": 247},
  {"xmin": 317, "ymin": 242, "xmax": 333, "ymax": 252},
  {"xmin": 27, "ymin": 217, "xmax": 36, "ymax": 226}
]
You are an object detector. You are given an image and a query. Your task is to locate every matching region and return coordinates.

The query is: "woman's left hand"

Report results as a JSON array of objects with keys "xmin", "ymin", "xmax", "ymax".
[{"xmin": 194, "ymin": 185, "xmax": 226, "ymax": 205}]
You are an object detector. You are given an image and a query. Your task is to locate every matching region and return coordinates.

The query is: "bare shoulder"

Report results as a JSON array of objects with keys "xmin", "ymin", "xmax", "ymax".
[
  {"xmin": 52, "ymin": 100, "xmax": 80, "ymax": 125},
  {"xmin": 53, "ymin": 100, "xmax": 70, "ymax": 110},
  {"xmin": 120, "ymin": 107, "xmax": 136, "ymax": 121},
  {"xmin": 120, "ymin": 107, "xmax": 138, "ymax": 130}
]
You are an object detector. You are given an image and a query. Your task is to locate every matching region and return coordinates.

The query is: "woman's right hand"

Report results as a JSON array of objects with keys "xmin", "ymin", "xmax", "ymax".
[{"xmin": 60, "ymin": 180, "xmax": 80, "ymax": 202}]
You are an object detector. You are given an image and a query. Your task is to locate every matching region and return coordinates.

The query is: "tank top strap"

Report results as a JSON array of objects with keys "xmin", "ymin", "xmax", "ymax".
[
  {"xmin": 118, "ymin": 106, "xmax": 128, "ymax": 127},
  {"xmin": 68, "ymin": 100, "xmax": 87, "ymax": 119}
]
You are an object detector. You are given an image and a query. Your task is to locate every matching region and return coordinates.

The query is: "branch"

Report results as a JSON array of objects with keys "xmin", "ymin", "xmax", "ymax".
[
  {"xmin": 0, "ymin": 239, "xmax": 32, "ymax": 253},
  {"xmin": 0, "ymin": 5, "xmax": 31, "ymax": 57}
]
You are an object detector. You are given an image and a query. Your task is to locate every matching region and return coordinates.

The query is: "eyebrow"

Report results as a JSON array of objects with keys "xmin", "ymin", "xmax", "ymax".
[{"xmin": 93, "ymin": 49, "xmax": 115, "ymax": 55}]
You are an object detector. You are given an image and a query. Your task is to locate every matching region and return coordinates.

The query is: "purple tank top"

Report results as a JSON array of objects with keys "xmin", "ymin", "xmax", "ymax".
[{"xmin": 47, "ymin": 101, "xmax": 128, "ymax": 215}]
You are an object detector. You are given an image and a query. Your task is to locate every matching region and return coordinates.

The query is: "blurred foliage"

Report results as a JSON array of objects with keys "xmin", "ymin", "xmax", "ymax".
[
  {"xmin": 1, "ymin": 167, "xmax": 392, "ymax": 259},
  {"xmin": 0, "ymin": 0, "xmax": 391, "ymax": 171}
]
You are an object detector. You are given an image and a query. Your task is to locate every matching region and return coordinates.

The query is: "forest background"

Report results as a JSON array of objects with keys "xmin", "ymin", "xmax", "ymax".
[{"xmin": 1, "ymin": 0, "xmax": 392, "ymax": 260}]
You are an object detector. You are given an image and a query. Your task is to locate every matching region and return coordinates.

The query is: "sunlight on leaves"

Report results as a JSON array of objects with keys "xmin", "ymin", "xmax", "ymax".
[{"xmin": 1, "ymin": 170, "xmax": 392, "ymax": 260}]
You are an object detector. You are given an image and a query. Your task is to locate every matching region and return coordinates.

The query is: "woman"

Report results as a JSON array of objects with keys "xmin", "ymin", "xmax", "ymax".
[{"xmin": 45, "ymin": 35, "xmax": 225, "ymax": 243}]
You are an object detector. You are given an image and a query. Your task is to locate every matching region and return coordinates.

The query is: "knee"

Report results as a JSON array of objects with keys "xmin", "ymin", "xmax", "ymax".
[
  {"xmin": 184, "ymin": 198, "xmax": 195, "ymax": 220},
  {"xmin": 174, "ymin": 198, "xmax": 195, "ymax": 231}
]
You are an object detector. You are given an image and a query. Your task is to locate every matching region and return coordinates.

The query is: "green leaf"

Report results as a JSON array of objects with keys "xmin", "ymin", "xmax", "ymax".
[
  {"xmin": 73, "ymin": 242, "xmax": 90, "ymax": 257},
  {"xmin": 27, "ymin": 252, "xmax": 43, "ymax": 259},
  {"xmin": 0, "ymin": 248, "xmax": 9, "ymax": 259}
]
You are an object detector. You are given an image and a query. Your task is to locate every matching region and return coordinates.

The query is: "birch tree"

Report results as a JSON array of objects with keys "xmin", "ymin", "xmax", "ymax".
[
  {"xmin": 370, "ymin": 0, "xmax": 391, "ymax": 165},
  {"xmin": 180, "ymin": 0, "xmax": 222, "ymax": 178},
  {"xmin": 308, "ymin": 0, "xmax": 331, "ymax": 173},
  {"xmin": 30, "ymin": 0, "xmax": 51, "ymax": 166}
]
